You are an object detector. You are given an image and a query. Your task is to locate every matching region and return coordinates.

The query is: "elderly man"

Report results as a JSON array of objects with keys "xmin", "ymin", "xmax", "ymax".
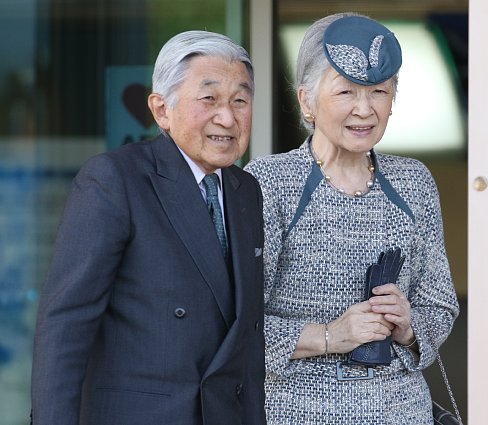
[{"xmin": 31, "ymin": 31, "xmax": 266, "ymax": 425}]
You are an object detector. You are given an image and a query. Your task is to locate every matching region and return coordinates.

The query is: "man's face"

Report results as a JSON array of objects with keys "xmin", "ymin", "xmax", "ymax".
[{"xmin": 150, "ymin": 55, "xmax": 253, "ymax": 174}]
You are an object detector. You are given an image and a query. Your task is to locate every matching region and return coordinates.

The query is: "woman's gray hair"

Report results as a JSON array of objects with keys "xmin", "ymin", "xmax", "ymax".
[
  {"xmin": 152, "ymin": 30, "xmax": 254, "ymax": 109},
  {"xmin": 296, "ymin": 12, "xmax": 399, "ymax": 132}
]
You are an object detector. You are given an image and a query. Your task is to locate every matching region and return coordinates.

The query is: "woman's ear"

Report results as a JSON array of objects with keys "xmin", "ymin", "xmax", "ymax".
[
  {"xmin": 297, "ymin": 86, "xmax": 312, "ymax": 117},
  {"xmin": 148, "ymin": 94, "xmax": 170, "ymax": 131}
]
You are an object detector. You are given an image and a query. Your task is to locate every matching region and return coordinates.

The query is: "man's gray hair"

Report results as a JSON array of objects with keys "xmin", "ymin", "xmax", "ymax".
[
  {"xmin": 296, "ymin": 12, "xmax": 398, "ymax": 132},
  {"xmin": 152, "ymin": 30, "xmax": 254, "ymax": 108}
]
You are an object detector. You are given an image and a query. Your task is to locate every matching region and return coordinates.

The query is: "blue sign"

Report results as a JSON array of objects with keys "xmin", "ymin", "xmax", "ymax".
[{"xmin": 105, "ymin": 66, "xmax": 159, "ymax": 150}]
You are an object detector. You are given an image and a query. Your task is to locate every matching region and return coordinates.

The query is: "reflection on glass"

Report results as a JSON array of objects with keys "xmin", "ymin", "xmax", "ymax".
[{"xmin": 0, "ymin": 1, "xmax": 229, "ymax": 424}]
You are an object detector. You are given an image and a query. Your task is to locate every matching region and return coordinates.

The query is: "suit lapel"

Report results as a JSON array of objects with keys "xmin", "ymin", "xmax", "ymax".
[
  {"xmin": 149, "ymin": 136, "xmax": 235, "ymax": 328},
  {"xmin": 201, "ymin": 168, "xmax": 261, "ymax": 381}
]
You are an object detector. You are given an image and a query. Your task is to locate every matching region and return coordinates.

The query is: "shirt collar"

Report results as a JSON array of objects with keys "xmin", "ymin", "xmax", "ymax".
[{"xmin": 177, "ymin": 146, "xmax": 223, "ymax": 187}]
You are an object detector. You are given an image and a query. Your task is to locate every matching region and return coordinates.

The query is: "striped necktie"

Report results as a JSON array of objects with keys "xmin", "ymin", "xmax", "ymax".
[{"xmin": 202, "ymin": 173, "xmax": 228, "ymax": 258}]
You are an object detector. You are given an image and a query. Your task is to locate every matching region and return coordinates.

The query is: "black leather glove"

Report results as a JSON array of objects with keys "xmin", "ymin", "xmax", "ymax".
[{"xmin": 348, "ymin": 248, "xmax": 405, "ymax": 367}]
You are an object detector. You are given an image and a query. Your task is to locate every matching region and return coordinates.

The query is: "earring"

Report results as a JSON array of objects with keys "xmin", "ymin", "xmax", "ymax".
[
  {"xmin": 304, "ymin": 113, "xmax": 316, "ymax": 122},
  {"xmin": 389, "ymin": 110, "xmax": 393, "ymax": 116}
]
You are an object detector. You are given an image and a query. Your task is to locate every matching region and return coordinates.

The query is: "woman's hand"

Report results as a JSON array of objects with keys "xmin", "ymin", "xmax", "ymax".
[
  {"xmin": 327, "ymin": 301, "xmax": 394, "ymax": 354},
  {"xmin": 368, "ymin": 283, "xmax": 416, "ymax": 346},
  {"xmin": 291, "ymin": 301, "xmax": 394, "ymax": 359}
]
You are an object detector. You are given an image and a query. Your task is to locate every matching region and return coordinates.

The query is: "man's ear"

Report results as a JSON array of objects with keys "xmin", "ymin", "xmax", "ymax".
[{"xmin": 148, "ymin": 93, "xmax": 170, "ymax": 131}]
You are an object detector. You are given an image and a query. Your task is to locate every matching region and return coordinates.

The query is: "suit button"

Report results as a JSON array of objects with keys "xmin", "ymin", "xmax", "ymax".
[
  {"xmin": 235, "ymin": 384, "xmax": 243, "ymax": 395},
  {"xmin": 254, "ymin": 321, "xmax": 259, "ymax": 331},
  {"xmin": 174, "ymin": 308, "xmax": 186, "ymax": 318}
]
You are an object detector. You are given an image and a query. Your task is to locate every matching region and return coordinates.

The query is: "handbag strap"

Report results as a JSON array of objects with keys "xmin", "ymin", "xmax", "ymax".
[
  {"xmin": 426, "ymin": 325, "xmax": 463, "ymax": 424},
  {"xmin": 434, "ymin": 350, "xmax": 463, "ymax": 424}
]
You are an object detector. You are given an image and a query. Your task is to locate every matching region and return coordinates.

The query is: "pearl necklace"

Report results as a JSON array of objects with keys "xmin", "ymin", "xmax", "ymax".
[{"xmin": 310, "ymin": 145, "xmax": 375, "ymax": 197}]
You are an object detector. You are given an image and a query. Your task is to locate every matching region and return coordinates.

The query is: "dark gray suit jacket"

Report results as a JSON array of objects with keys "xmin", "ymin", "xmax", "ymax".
[{"xmin": 31, "ymin": 134, "xmax": 266, "ymax": 425}]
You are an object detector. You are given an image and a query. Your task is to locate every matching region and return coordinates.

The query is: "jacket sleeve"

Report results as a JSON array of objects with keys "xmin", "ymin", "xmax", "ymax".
[
  {"xmin": 31, "ymin": 154, "xmax": 130, "ymax": 425},
  {"xmin": 393, "ymin": 164, "xmax": 459, "ymax": 371}
]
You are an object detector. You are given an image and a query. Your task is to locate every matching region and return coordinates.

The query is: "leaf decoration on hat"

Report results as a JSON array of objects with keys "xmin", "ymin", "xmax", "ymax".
[
  {"xmin": 327, "ymin": 34, "xmax": 397, "ymax": 84},
  {"xmin": 326, "ymin": 43, "xmax": 369, "ymax": 81},
  {"xmin": 367, "ymin": 32, "xmax": 401, "ymax": 83},
  {"xmin": 368, "ymin": 35, "xmax": 383, "ymax": 68}
]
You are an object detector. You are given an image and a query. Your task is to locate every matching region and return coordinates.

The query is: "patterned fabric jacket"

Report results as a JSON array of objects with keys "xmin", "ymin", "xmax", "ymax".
[{"xmin": 245, "ymin": 140, "xmax": 459, "ymax": 425}]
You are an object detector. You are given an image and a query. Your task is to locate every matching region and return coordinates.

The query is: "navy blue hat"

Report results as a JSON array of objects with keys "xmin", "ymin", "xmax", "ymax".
[{"xmin": 322, "ymin": 15, "xmax": 402, "ymax": 86}]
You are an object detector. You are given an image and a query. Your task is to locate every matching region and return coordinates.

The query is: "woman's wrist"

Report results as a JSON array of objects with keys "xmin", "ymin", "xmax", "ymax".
[
  {"xmin": 399, "ymin": 336, "xmax": 417, "ymax": 348},
  {"xmin": 324, "ymin": 323, "xmax": 329, "ymax": 354},
  {"xmin": 398, "ymin": 326, "xmax": 417, "ymax": 349},
  {"xmin": 291, "ymin": 323, "xmax": 329, "ymax": 359}
]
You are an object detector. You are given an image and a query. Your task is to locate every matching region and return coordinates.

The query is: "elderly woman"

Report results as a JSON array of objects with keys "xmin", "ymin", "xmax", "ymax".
[{"xmin": 245, "ymin": 12, "xmax": 459, "ymax": 424}]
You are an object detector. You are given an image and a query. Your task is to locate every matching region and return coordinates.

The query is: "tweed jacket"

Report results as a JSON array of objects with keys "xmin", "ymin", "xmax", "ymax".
[{"xmin": 245, "ymin": 140, "xmax": 459, "ymax": 425}]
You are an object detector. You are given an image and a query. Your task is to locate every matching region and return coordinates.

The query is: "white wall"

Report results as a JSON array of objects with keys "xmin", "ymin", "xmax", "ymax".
[{"xmin": 468, "ymin": 0, "xmax": 488, "ymax": 423}]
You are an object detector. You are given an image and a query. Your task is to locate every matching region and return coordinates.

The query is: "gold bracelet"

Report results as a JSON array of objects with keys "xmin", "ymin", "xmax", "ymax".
[
  {"xmin": 324, "ymin": 323, "xmax": 329, "ymax": 354},
  {"xmin": 400, "ymin": 336, "xmax": 417, "ymax": 348}
]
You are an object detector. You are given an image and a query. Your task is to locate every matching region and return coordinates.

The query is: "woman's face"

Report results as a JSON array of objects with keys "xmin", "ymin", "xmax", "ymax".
[{"xmin": 303, "ymin": 68, "xmax": 394, "ymax": 154}]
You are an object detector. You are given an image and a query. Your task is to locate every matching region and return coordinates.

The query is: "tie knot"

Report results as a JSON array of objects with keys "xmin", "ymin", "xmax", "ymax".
[{"xmin": 203, "ymin": 173, "xmax": 220, "ymax": 197}]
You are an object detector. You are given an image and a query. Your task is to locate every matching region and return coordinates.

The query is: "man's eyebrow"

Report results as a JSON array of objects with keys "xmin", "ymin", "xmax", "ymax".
[
  {"xmin": 199, "ymin": 79, "xmax": 253, "ymax": 93},
  {"xmin": 239, "ymin": 82, "xmax": 253, "ymax": 93},
  {"xmin": 200, "ymin": 79, "xmax": 219, "ymax": 88}
]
